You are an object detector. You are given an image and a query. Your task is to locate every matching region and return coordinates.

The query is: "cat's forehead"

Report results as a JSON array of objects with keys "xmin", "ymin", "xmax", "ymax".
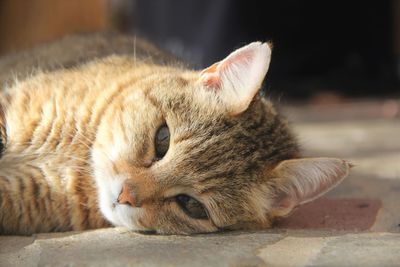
[{"xmin": 159, "ymin": 95, "xmax": 297, "ymax": 179}]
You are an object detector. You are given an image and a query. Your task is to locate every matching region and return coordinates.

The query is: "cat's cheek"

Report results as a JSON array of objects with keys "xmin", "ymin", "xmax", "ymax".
[
  {"xmin": 91, "ymin": 157, "xmax": 126, "ymax": 226},
  {"xmin": 96, "ymin": 177, "xmax": 124, "ymax": 226}
]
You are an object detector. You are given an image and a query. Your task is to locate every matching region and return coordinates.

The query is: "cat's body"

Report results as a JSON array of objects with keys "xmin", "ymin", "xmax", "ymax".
[{"xmin": 0, "ymin": 33, "xmax": 350, "ymax": 235}]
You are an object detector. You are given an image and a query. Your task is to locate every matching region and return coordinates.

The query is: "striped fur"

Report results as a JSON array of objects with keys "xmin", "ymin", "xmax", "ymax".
[{"xmin": 0, "ymin": 34, "xmax": 349, "ymax": 235}]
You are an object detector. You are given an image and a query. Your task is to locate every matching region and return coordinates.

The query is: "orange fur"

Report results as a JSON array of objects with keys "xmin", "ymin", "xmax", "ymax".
[{"xmin": 0, "ymin": 34, "xmax": 350, "ymax": 235}]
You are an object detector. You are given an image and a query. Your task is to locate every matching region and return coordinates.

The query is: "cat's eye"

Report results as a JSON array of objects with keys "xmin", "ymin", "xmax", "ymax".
[
  {"xmin": 175, "ymin": 194, "xmax": 208, "ymax": 220},
  {"xmin": 155, "ymin": 125, "xmax": 170, "ymax": 159}
]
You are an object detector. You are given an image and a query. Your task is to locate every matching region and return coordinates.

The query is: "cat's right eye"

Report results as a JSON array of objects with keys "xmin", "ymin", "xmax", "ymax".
[
  {"xmin": 175, "ymin": 194, "xmax": 208, "ymax": 220},
  {"xmin": 154, "ymin": 125, "xmax": 170, "ymax": 159}
]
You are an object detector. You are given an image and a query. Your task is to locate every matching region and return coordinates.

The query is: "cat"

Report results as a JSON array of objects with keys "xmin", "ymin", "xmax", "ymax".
[{"xmin": 0, "ymin": 33, "xmax": 351, "ymax": 235}]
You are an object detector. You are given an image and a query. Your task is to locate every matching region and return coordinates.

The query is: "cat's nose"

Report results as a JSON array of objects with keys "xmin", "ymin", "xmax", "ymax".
[{"xmin": 117, "ymin": 183, "xmax": 141, "ymax": 207}]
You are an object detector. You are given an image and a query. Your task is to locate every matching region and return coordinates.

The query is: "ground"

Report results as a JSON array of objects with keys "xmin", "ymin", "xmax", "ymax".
[{"xmin": 1, "ymin": 99, "xmax": 399, "ymax": 267}]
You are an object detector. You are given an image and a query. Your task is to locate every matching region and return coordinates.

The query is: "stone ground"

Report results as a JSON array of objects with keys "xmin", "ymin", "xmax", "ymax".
[{"xmin": 1, "ymin": 98, "xmax": 399, "ymax": 267}]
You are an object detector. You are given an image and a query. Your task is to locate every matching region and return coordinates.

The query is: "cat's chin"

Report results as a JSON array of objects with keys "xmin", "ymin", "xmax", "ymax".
[
  {"xmin": 101, "ymin": 194, "xmax": 149, "ymax": 231},
  {"xmin": 112, "ymin": 204, "xmax": 148, "ymax": 231}
]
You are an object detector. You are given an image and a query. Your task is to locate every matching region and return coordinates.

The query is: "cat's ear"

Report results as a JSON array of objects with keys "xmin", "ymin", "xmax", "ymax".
[
  {"xmin": 269, "ymin": 158, "xmax": 351, "ymax": 217},
  {"xmin": 199, "ymin": 42, "xmax": 271, "ymax": 115}
]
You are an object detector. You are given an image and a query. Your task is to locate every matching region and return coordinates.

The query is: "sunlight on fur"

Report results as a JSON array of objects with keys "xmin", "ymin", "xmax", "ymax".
[{"xmin": 0, "ymin": 34, "xmax": 351, "ymax": 235}]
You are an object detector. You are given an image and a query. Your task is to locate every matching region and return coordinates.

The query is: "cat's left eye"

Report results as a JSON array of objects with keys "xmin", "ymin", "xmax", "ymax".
[
  {"xmin": 175, "ymin": 194, "xmax": 208, "ymax": 220},
  {"xmin": 155, "ymin": 125, "xmax": 170, "ymax": 159}
]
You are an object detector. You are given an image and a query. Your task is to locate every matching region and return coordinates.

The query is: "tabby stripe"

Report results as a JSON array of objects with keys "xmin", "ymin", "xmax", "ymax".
[
  {"xmin": 29, "ymin": 174, "xmax": 42, "ymax": 231},
  {"xmin": 74, "ymin": 172, "xmax": 90, "ymax": 229},
  {"xmin": 0, "ymin": 177, "xmax": 10, "ymax": 233},
  {"xmin": 53, "ymin": 86, "xmax": 78, "ymax": 152},
  {"xmin": 88, "ymin": 77, "xmax": 140, "ymax": 134},
  {"xmin": 39, "ymin": 99, "xmax": 64, "ymax": 152},
  {"xmin": 18, "ymin": 174, "xmax": 35, "ymax": 230},
  {"xmin": 31, "ymin": 166, "xmax": 54, "ymax": 227},
  {"xmin": 199, "ymin": 170, "xmax": 237, "ymax": 184},
  {"xmin": 54, "ymin": 114, "xmax": 75, "ymax": 152},
  {"xmin": 66, "ymin": 86, "xmax": 104, "ymax": 151},
  {"xmin": 0, "ymin": 192, "xmax": 6, "ymax": 233},
  {"xmin": 0, "ymin": 192, "xmax": 3, "ymax": 231},
  {"xmin": 32, "ymin": 102, "xmax": 56, "ymax": 152},
  {"xmin": 13, "ymin": 175, "xmax": 24, "ymax": 231}
]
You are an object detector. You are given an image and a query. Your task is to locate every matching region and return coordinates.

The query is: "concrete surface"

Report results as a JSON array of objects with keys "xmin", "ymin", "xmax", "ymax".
[{"xmin": 1, "ymin": 99, "xmax": 399, "ymax": 267}]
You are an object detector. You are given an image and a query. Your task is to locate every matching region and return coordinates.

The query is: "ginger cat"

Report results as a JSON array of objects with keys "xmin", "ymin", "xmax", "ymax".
[{"xmin": 0, "ymin": 34, "xmax": 350, "ymax": 235}]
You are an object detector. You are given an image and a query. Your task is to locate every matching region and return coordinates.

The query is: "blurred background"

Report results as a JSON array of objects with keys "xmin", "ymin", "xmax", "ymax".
[{"xmin": 0, "ymin": 0, "xmax": 399, "ymax": 105}]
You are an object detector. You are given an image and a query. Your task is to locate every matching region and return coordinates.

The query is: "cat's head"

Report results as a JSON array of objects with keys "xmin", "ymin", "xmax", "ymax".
[{"xmin": 92, "ymin": 42, "xmax": 351, "ymax": 234}]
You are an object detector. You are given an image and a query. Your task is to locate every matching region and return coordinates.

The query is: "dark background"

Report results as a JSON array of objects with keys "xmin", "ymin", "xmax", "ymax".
[
  {"xmin": 132, "ymin": 0, "xmax": 399, "ymax": 100},
  {"xmin": 0, "ymin": 0, "xmax": 399, "ymax": 101}
]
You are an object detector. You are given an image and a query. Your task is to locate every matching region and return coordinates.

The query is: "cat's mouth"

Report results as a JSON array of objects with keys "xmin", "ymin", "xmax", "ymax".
[
  {"xmin": 111, "ymin": 201, "xmax": 144, "ymax": 229},
  {"xmin": 108, "ymin": 186, "xmax": 151, "ymax": 231}
]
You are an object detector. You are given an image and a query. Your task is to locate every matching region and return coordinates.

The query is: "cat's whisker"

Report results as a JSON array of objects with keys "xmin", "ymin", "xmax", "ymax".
[
  {"xmin": 68, "ymin": 131, "xmax": 113, "ymax": 161},
  {"xmin": 64, "ymin": 131, "xmax": 93, "ymax": 150},
  {"xmin": 76, "ymin": 131, "xmax": 94, "ymax": 145},
  {"xmin": 7, "ymin": 150, "xmax": 92, "ymax": 165}
]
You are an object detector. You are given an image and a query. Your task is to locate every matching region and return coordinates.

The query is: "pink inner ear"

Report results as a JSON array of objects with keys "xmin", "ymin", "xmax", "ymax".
[
  {"xmin": 221, "ymin": 47, "xmax": 255, "ymax": 69},
  {"xmin": 200, "ymin": 46, "xmax": 256, "ymax": 91},
  {"xmin": 200, "ymin": 63, "xmax": 221, "ymax": 90},
  {"xmin": 201, "ymin": 62, "xmax": 219, "ymax": 74},
  {"xmin": 271, "ymin": 158, "xmax": 351, "ymax": 218},
  {"xmin": 288, "ymin": 159, "xmax": 351, "ymax": 205}
]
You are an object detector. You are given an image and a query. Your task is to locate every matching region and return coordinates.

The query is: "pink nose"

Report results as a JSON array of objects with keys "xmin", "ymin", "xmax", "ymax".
[{"xmin": 117, "ymin": 183, "xmax": 140, "ymax": 207}]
